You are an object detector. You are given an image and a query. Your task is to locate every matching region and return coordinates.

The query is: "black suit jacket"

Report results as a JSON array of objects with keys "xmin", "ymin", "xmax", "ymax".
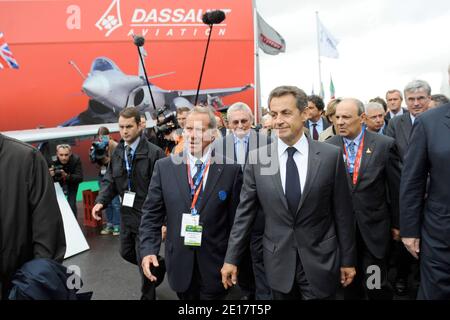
[
  {"xmin": 386, "ymin": 112, "xmax": 413, "ymax": 160},
  {"xmin": 384, "ymin": 108, "xmax": 409, "ymax": 123},
  {"xmin": 327, "ymin": 131, "xmax": 401, "ymax": 259},
  {"xmin": 304, "ymin": 116, "xmax": 331, "ymax": 134},
  {"xmin": 139, "ymin": 151, "xmax": 243, "ymax": 294},
  {"xmin": 225, "ymin": 136, "xmax": 356, "ymax": 298},
  {"xmin": 400, "ymin": 104, "xmax": 450, "ymax": 299}
]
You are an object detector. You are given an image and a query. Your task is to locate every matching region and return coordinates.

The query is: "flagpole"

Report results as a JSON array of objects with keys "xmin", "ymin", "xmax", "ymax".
[
  {"xmin": 315, "ymin": 11, "xmax": 323, "ymax": 99},
  {"xmin": 253, "ymin": 0, "xmax": 261, "ymax": 124}
]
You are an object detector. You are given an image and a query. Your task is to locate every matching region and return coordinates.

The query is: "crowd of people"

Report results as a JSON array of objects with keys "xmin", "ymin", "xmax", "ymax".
[{"xmin": 1, "ymin": 71, "xmax": 449, "ymax": 300}]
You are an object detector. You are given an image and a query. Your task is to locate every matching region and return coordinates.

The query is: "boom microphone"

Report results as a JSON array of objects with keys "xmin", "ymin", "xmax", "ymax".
[
  {"xmin": 133, "ymin": 35, "xmax": 145, "ymax": 47},
  {"xmin": 194, "ymin": 10, "xmax": 226, "ymax": 106},
  {"xmin": 133, "ymin": 34, "xmax": 157, "ymax": 110},
  {"xmin": 202, "ymin": 10, "xmax": 226, "ymax": 25}
]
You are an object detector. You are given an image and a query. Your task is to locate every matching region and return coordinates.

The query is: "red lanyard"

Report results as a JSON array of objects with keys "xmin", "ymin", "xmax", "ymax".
[
  {"xmin": 187, "ymin": 159, "xmax": 211, "ymax": 213},
  {"xmin": 343, "ymin": 134, "xmax": 365, "ymax": 185}
]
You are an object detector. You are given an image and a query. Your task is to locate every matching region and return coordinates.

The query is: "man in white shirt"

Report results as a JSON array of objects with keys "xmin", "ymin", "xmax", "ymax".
[{"xmin": 222, "ymin": 86, "xmax": 356, "ymax": 300}]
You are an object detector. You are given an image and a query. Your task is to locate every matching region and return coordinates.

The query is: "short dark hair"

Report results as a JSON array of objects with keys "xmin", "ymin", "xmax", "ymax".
[
  {"xmin": 268, "ymin": 86, "xmax": 308, "ymax": 113},
  {"xmin": 119, "ymin": 107, "xmax": 141, "ymax": 124},
  {"xmin": 307, "ymin": 95, "xmax": 325, "ymax": 111},
  {"xmin": 177, "ymin": 107, "xmax": 191, "ymax": 114},
  {"xmin": 369, "ymin": 97, "xmax": 387, "ymax": 112},
  {"xmin": 431, "ymin": 94, "xmax": 449, "ymax": 106}
]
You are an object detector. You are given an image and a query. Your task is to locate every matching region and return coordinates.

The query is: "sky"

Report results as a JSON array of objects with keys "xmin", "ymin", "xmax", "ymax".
[{"xmin": 255, "ymin": 0, "xmax": 450, "ymax": 106}]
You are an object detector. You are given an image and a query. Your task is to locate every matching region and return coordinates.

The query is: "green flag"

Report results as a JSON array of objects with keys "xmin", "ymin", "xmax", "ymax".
[{"xmin": 330, "ymin": 76, "xmax": 335, "ymax": 99}]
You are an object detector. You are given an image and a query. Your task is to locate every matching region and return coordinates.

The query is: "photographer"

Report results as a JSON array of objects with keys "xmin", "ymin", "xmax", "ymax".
[
  {"xmin": 49, "ymin": 144, "xmax": 83, "ymax": 217},
  {"xmin": 91, "ymin": 127, "xmax": 121, "ymax": 235}
]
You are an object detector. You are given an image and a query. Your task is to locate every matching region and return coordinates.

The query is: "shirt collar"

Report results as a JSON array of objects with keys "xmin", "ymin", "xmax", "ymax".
[
  {"xmin": 410, "ymin": 113, "xmax": 416, "ymax": 124},
  {"xmin": 125, "ymin": 137, "xmax": 140, "ymax": 153},
  {"xmin": 308, "ymin": 117, "xmax": 323, "ymax": 127},
  {"xmin": 343, "ymin": 127, "xmax": 365, "ymax": 147},
  {"xmin": 187, "ymin": 147, "xmax": 211, "ymax": 165},
  {"xmin": 277, "ymin": 134, "xmax": 308, "ymax": 158},
  {"xmin": 233, "ymin": 132, "xmax": 251, "ymax": 144}
]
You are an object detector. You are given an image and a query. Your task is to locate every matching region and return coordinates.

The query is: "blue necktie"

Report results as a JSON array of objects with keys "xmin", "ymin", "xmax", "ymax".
[
  {"xmin": 347, "ymin": 142, "xmax": 356, "ymax": 173},
  {"xmin": 312, "ymin": 123, "xmax": 319, "ymax": 140},
  {"xmin": 285, "ymin": 147, "xmax": 301, "ymax": 215}
]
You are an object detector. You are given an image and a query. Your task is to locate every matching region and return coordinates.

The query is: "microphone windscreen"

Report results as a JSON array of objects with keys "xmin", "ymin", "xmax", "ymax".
[
  {"xmin": 133, "ymin": 35, "xmax": 145, "ymax": 47},
  {"xmin": 202, "ymin": 10, "xmax": 226, "ymax": 25}
]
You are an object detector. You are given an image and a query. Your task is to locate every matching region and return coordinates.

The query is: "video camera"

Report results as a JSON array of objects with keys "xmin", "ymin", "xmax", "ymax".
[
  {"xmin": 154, "ymin": 105, "xmax": 179, "ymax": 138},
  {"xmin": 89, "ymin": 136, "xmax": 109, "ymax": 164}
]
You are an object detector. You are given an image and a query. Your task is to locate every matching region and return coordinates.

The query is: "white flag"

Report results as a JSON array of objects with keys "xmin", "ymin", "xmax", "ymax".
[
  {"xmin": 257, "ymin": 12, "xmax": 286, "ymax": 55},
  {"xmin": 318, "ymin": 17, "xmax": 339, "ymax": 59}
]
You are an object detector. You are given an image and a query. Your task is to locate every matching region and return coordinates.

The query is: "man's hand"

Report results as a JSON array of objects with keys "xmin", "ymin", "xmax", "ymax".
[
  {"xmin": 161, "ymin": 225, "xmax": 167, "ymax": 241},
  {"xmin": 391, "ymin": 228, "xmax": 401, "ymax": 241},
  {"xmin": 91, "ymin": 203, "xmax": 104, "ymax": 221},
  {"xmin": 402, "ymin": 237, "xmax": 420, "ymax": 259},
  {"xmin": 221, "ymin": 263, "xmax": 238, "ymax": 289},
  {"xmin": 340, "ymin": 267, "xmax": 356, "ymax": 287},
  {"xmin": 141, "ymin": 255, "xmax": 159, "ymax": 282},
  {"xmin": 49, "ymin": 167, "xmax": 55, "ymax": 177}
]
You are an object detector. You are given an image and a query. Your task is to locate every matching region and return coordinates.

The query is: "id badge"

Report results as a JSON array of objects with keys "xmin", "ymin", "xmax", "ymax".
[
  {"xmin": 181, "ymin": 213, "xmax": 199, "ymax": 237},
  {"xmin": 122, "ymin": 191, "xmax": 136, "ymax": 207},
  {"xmin": 100, "ymin": 166, "xmax": 107, "ymax": 176},
  {"xmin": 184, "ymin": 225, "xmax": 203, "ymax": 247}
]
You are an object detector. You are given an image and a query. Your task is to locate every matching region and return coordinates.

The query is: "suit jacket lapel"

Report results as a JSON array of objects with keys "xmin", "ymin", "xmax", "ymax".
[
  {"xmin": 196, "ymin": 160, "xmax": 223, "ymax": 214},
  {"xmin": 355, "ymin": 131, "xmax": 376, "ymax": 187},
  {"xmin": 400, "ymin": 114, "xmax": 412, "ymax": 146},
  {"xmin": 173, "ymin": 153, "xmax": 192, "ymax": 209},
  {"xmin": 267, "ymin": 141, "xmax": 290, "ymax": 213},
  {"xmin": 296, "ymin": 138, "xmax": 321, "ymax": 216}
]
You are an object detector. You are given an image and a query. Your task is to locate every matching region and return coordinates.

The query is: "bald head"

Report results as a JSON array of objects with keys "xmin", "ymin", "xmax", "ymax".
[{"xmin": 335, "ymin": 98, "xmax": 365, "ymax": 139}]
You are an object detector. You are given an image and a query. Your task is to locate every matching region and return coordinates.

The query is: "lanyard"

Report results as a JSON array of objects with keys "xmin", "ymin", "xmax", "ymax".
[
  {"xmin": 343, "ymin": 132, "xmax": 365, "ymax": 185},
  {"xmin": 124, "ymin": 149, "xmax": 134, "ymax": 191},
  {"xmin": 187, "ymin": 158, "xmax": 211, "ymax": 216}
]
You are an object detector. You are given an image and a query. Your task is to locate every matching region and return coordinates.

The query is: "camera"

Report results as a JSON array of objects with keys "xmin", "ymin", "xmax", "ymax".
[
  {"xmin": 154, "ymin": 105, "xmax": 179, "ymax": 138},
  {"xmin": 89, "ymin": 136, "xmax": 109, "ymax": 164},
  {"xmin": 52, "ymin": 162, "xmax": 65, "ymax": 181}
]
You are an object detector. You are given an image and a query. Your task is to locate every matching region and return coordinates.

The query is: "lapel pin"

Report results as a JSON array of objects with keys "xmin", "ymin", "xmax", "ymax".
[{"xmin": 366, "ymin": 148, "xmax": 372, "ymax": 154}]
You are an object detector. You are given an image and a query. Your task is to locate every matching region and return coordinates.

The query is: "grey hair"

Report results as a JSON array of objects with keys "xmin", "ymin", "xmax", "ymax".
[
  {"xmin": 261, "ymin": 113, "xmax": 272, "ymax": 124},
  {"xmin": 227, "ymin": 102, "xmax": 254, "ymax": 122},
  {"xmin": 404, "ymin": 80, "xmax": 431, "ymax": 96},
  {"xmin": 364, "ymin": 102, "xmax": 385, "ymax": 114},
  {"xmin": 338, "ymin": 98, "xmax": 365, "ymax": 116},
  {"xmin": 386, "ymin": 89, "xmax": 403, "ymax": 100},
  {"xmin": 187, "ymin": 106, "xmax": 217, "ymax": 129}
]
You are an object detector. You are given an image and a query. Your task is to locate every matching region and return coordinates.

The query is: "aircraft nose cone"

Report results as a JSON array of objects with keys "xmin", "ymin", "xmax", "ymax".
[{"xmin": 82, "ymin": 74, "xmax": 110, "ymax": 99}]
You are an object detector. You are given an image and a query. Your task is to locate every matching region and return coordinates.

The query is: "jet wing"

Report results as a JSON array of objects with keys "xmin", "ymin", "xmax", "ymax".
[
  {"xmin": 3, "ymin": 118, "xmax": 156, "ymax": 143},
  {"xmin": 176, "ymin": 84, "xmax": 254, "ymax": 97}
]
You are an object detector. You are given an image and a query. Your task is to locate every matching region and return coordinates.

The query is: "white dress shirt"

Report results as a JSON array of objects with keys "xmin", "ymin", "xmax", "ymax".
[
  {"xmin": 410, "ymin": 113, "xmax": 416, "ymax": 125},
  {"xmin": 278, "ymin": 135, "xmax": 308, "ymax": 194},
  {"xmin": 124, "ymin": 137, "xmax": 140, "ymax": 167},
  {"xmin": 308, "ymin": 117, "xmax": 325, "ymax": 135},
  {"xmin": 389, "ymin": 108, "xmax": 404, "ymax": 118},
  {"xmin": 187, "ymin": 148, "xmax": 211, "ymax": 191}
]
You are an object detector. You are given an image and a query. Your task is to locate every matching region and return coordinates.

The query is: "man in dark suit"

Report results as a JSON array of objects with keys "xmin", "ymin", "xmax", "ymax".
[
  {"xmin": 222, "ymin": 86, "xmax": 356, "ymax": 300},
  {"xmin": 385, "ymin": 80, "xmax": 431, "ymax": 295},
  {"xmin": 92, "ymin": 107, "xmax": 165, "ymax": 300},
  {"xmin": 220, "ymin": 102, "xmax": 272, "ymax": 300},
  {"xmin": 304, "ymin": 95, "xmax": 331, "ymax": 140},
  {"xmin": 364, "ymin": 101, "xmax": 388, "ymax": 135},
  {"xmin": 328, "ymin": 98, "xmax": 401, "ymax": 300},
  {"xmin": 385, "ymin": 89, "xmax": 408, "ymax": 123},
  {"xmin": 400, "ymin": 102, "xmax": 450, "ymax": 300},
  {"xmin": 140, "ymin": 106, "xmax": 243, "ymax": 300}
]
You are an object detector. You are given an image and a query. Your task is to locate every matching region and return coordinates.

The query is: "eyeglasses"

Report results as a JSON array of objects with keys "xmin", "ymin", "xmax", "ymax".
[{"xmin": 231, "ymin": 119, "xmax": 250, "ymax": 125}]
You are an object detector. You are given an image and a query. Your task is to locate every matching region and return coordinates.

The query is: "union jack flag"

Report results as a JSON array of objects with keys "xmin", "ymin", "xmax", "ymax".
[{"xmin": 0, "ymin": 32, "xmax": 19, "ymax": 69}]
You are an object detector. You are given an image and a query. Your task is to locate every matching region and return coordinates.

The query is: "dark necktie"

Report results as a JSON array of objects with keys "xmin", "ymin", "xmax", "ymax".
[
  {"xmin": 193, "ymin": 160, "xmax": 203, "ymax": 187},
  {"xmin": 285, "ymin": 147, "xmax": 301, "ymax": 215},
  {"xmin": 312, "ymin": 123, "xmax": 319, "ymax": 140},
  {"xmin": 126, "ymin": 145, "xmax": 133, "ymax": 168}
]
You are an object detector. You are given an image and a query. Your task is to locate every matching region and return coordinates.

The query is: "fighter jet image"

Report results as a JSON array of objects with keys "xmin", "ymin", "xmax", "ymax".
[{"xmin": 62, "ymin": 53, "xmax": 253, "ymax": 126}]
